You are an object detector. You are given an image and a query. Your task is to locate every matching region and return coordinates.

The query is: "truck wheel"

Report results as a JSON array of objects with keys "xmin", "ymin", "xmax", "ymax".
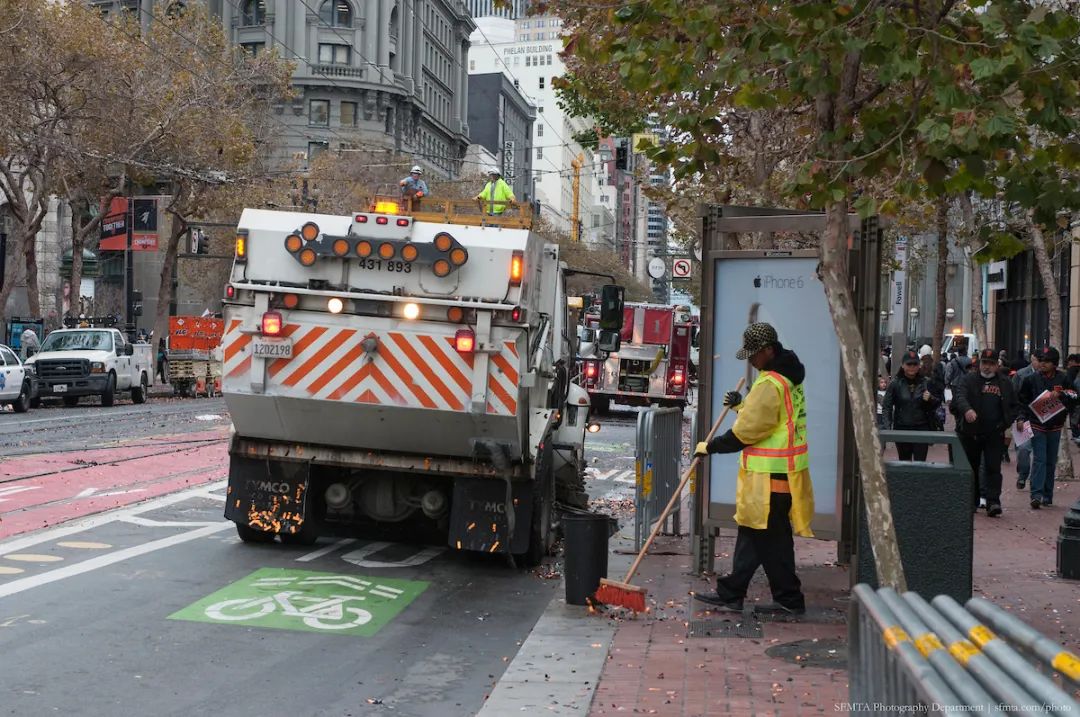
[
  {"xmin": 12, "ymin": 382, "xmax": 30, "ymax": 413},
  {"xmin": 131, "ymin": 373, "xmax": 148, "ymax": 404},
  {"xmin": 101, "ymin": 373, "xmax": 116, "ymax": 407},
  {"xmin": 516, "ymin": 440, "xmax": 555, "ymax": 568},
  {"xmin": 63, "ymin": 396, "xmax": 80, "ymax": 407},
  {"xmin": 235, "ymin": 522, "xmax": 276, "ymax": 543}
]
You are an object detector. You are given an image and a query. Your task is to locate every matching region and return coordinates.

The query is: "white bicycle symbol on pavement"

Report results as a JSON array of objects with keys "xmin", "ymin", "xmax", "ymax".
[{"xmin": 205, "ymin": 590, "xmax": 374, "ymax": 630}]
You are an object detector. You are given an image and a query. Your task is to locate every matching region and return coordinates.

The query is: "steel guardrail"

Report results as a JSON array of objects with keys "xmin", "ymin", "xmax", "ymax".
[{"xmin": 634, "ymin": 407, "xmax": 683, "ymax": 550}]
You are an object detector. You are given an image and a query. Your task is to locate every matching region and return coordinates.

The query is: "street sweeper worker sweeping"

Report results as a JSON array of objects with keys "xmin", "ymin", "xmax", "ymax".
[{"xmin": 692, "ymin": 321, "xmax": 815, "ymax": 616}]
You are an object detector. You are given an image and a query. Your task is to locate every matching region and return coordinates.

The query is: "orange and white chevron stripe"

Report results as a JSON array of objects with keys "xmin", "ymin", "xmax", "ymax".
[{"xmin": 222, "ymin": 318, "xmax": 520, "ymax": 415}]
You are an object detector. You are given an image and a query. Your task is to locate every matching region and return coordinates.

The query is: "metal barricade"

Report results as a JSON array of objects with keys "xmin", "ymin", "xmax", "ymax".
[
  {"xmin": 850, "ymin": 584, "xmax": 1080, "ymax": 715},
  {"xmin": 634, "ymin": 407, "xmax": 683, "ymax": 551}
]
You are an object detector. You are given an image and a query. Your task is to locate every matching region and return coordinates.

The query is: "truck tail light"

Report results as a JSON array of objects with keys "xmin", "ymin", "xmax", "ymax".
[
  {"xmin": 225, "ymin": 285, "xmax": 235, "ymax": 299},
  {"xmin": 281, "ymin": 293, "xmax": 299, "ymax": 309},
  {"xmin": 455, "ymin": 329, "xmax": 475, "ymax": 353},
  {"xmin": 261, "ymin": 311, "xmax": 283, "ymax": 336},
  {"xmin": 585, "ymin": 361, "xmax": 598, "ymax": 379},
  {"xmin": 671, "ymin": 368, "xmax": 684, "ymax": 385},
  {"xmin": 509, "ymin": 251, "xmax": 524, "ymax": 286},
  {"xmin": 511, "ymin": 306, "xmax": 524, "ymax": 322}
]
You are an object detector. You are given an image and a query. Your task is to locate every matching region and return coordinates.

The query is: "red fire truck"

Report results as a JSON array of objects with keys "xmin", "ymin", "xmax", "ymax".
[{"xmin": 580, "ymin": 302, "xmax": 692, "ymax": 412}]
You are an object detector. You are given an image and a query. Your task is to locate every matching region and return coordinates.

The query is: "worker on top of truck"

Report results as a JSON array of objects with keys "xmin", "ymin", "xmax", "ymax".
[
  {"xmin": 399, "ymin": 166, "xmax": 428, "ymax": 200},
  {"xmin": 476, "ymin": 167, "xmax": 516, "ymax": 215}
]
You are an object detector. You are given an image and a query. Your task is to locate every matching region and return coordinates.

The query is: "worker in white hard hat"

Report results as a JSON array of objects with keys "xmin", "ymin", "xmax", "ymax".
[
  {"xmin": 399, "ymin": 165, "xmax": 429, "ymax": 208},
  {"xmin": 475, "ymin": 167, "xmax": 516, "ymax": 216}
]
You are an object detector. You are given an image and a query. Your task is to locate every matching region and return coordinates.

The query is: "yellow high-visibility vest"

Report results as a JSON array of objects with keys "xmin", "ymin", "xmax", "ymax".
[{"xmin": 739, "ymin": 371, "xmax": 809, "ymax": 474}]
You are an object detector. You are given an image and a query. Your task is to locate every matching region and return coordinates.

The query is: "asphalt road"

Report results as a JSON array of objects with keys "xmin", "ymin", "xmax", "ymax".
[{"xmin": 0, "ymin": 396, "xmax": 657, "ymax": 717}]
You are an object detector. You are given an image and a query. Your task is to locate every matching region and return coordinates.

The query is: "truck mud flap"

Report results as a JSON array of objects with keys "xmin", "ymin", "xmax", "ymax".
[
  {"xmin": 225, "ymin": 455, "xmax": 311, "ymax": 536},
  {"xmin": 448, "ymin": 477, "xmax": 532, "ymax": 554}
]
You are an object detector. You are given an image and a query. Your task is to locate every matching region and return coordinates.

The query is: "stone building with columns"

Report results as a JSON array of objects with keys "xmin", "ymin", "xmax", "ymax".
[{"xmin": 91, "ymin": 0, "xmax": 476, "ymax": 177}]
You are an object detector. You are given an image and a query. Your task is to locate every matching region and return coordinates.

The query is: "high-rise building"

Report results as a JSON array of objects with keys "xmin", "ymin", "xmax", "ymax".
[
  {"xmin": 467, "ymin": 73, "xmax": 535, "ymax": 201},
  {"xmin": 464, "ymin": 0, "xmax": 528, "ymax": 19},
  {"xmin": 90, "ymin": 0, "xmax": 477, "ymax": 177}
]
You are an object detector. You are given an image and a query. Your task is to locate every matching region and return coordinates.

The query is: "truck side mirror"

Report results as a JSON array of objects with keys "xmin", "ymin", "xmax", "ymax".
[
  {"xmin": 125, "ymin": 344, "xmax": 134, "ymax": 356},
  {"xmin": 599, "ymin": 285, "xmax": 624, "ymax": 330},
  {"xmin": 597, "ymin": 330, "xmax": 620, "ymax": 353}
]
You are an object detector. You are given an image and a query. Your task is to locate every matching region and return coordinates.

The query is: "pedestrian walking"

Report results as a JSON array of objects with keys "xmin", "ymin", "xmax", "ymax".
[
  {"xmin": 156, "ymin": 338, "xmax": 168, "ymax": 384},
  {"xmin": 692, "ymin": 322, "xmax": 813, "ymax": 616},
  {"xmin": 881, "ymin": 350, "xmax": 942, "ymax": 460},
  {"xmin": 1017, "ymin": 347, "xmax": 1079, "ymax": 509},
  {"xmin": 952, "ymin": 349, "xmax": 1018, "ymax": 517},
  {"xmin": 1013, "ymin": 351, "xmax": 1038, "ymax": 489},
  {"xmin": 876, "ymin": 376, "xmax": 888, "ymax": 429}
]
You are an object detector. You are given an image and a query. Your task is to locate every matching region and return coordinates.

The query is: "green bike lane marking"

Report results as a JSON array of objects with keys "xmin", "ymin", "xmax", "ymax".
[{"xmin": 169, "ymin": 567, "xmax": 428, "ymax": 637}]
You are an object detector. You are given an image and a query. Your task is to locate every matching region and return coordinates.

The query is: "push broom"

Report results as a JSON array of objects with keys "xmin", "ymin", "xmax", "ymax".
[{"xmin": 593, "ymin": 377, "xmax": 746, "ymax": 613}]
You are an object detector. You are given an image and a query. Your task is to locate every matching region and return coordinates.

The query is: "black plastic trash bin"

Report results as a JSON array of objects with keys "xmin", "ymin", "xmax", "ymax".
[
  {"xmin": 563, "ymin": 512, "xmax": 610, "ymax": 605},
  {"xmin": 856, "ymin": 430, "xmax": 974, "ymax": 602}
]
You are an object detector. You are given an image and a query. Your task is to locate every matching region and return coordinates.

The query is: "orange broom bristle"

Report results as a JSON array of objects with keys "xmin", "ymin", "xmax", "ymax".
[{"xmin": 594, "ymin": 579, "xmax": 647, "ymax": 613}]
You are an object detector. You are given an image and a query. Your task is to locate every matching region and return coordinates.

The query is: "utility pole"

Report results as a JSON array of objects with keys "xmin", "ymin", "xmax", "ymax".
[
  {"xmin": 124, "ymin": 180, "xmax": 134, "ymax": 337},
  {"xmin": 570, "ymin": 153, "xmax": 584, "ymax": 243}
]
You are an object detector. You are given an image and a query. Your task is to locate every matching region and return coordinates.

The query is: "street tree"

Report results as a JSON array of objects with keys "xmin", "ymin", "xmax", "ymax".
[{"xmin": 555, "ymin": 0, "xmax": 1080, "ymax": 589}]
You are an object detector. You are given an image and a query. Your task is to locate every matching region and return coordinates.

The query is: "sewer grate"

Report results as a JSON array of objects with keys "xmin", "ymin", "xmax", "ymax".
[
  {"xmin": 764, "ymin": 637, "xmax": 847, "ymax": 669},
  {"xmin": 688, "ymin": 618, "xmax": 764, "ymax": 639},
  {"xmin": 752, "ymin": 607, "xmax": 847, "ymax": 624}
]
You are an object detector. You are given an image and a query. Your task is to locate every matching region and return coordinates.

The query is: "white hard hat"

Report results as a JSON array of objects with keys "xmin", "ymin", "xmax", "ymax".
[
  {"xmin": 411, "ymin": 165, "xmax": 422, "ymax": 174},
  {"xmin": 487, "ymin": 166, "xmax": 501, "ymax": 176},
  {"xmin": 918, "ymin": 344, "xmax": 932, "ymax": 358}
]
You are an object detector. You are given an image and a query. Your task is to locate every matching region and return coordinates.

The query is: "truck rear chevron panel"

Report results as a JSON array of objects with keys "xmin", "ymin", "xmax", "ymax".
[{"xmin": 223, "ymin": 321, "xmax": 520, "ymax": 415}]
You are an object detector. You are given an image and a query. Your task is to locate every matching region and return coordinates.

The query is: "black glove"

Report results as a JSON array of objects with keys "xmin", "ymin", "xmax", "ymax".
[{"xmin": 723, "ymin": 390, "xmax": 742, "ymax": 408}]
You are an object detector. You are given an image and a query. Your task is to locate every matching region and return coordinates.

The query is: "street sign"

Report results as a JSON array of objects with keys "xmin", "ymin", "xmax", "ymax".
[
  {"xmin": 672, "ymin": 258, "xmax": 692, "ymax": 278},
  {"xmin": 647, "ymin": 257, "xmax": 666, "ymax": 279}
]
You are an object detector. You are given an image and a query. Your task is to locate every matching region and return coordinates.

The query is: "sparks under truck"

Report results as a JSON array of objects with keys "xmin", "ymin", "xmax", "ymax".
[{"xmin": 221, "ymin": 198, "xmax": 623, "ymax": 565}]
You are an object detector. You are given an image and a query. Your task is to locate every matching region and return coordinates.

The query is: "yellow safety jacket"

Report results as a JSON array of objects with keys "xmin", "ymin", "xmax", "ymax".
[
  {"xmin": 730, "ymin": 370, "xmax": 815, "ymax": 537},
  {"xmin": 476, "ymin": 178, "xmax": 516, "ymax": 215}
]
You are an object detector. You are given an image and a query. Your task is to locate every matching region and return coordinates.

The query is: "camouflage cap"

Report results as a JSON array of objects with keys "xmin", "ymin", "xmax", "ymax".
[{"xmin": 735, "ymin": 322, "xmax": 778, "ymax": 360}]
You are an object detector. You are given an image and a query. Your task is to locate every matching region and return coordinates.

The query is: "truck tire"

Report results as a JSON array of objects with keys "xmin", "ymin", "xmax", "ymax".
[
  {"xmin": 279, "ymin": 526, "xmax": 319, "ymax": 546},
  {"xmin": 131, "ymin": 373, "xmax": 148, "ymax": 404},
  {"xmin": 235, "ymin": 522, "xmax": 276, "ymax": 543},
  {"xmin": 101, "ymin": 373, "xmax": 116, "ymax": 407},
  {"xmin": 63, "ymin": 396, "xmax": 80, "ymax": 407},
  {"xmin": 12, "ymin": 382, "xmax": 30, "ymax": 413},
  {"xmin": 516, "ymin": 440, "xmax": 555, "ymax": 568}
]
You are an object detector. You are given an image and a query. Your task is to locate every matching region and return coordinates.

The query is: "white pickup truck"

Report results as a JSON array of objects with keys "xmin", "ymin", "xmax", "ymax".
[{"xmin": 25, "ymin": 328, "xmax": 153, "ymax": 407}]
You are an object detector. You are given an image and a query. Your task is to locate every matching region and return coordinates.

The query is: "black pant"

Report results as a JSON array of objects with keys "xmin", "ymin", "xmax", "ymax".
[
  {"xmin": 715, "ymin": 492, "xmax": 804, "ymax": 610},
  {"xmin": 959, "ymin": 432, "xmax": 1004, "ymax": 507},
  {"xmin": 896, "ymin": 443, "xmax": 929, "ymax": 461}
]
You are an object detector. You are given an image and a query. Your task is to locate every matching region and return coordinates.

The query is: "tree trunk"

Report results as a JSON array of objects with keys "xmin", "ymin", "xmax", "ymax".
[
  {"xmin": 0, "ymin": 232, "xmax": 27, "ymax": 325},
  {"xmin": 820, "ymin": 200, "xmax": 906, "ymax": 590},
  {"xmin": 23, "ymin": 235, "xmax": 40, "ymax": 319},
  {"xmin": 932, "ymin": 197, "xmax": 949, "ymax": 362},
  {"xmin": 1028, "ymin": 213, "xmax": 1073, "ymax": 480},
  {"xmin": 69, "ymin": 200, "xmax": 85, "ymax": 319}
]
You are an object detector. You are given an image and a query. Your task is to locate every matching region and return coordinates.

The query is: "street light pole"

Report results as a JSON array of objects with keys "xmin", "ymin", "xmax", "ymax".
[{"xmin": 124, "ymin": 179, "xmax": 134, "ymax": 335}]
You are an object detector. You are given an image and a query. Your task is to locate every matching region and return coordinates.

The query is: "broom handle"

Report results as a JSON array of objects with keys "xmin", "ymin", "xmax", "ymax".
[{"xmin": 620, "ymin": 377, "xmax": 747, "ymax": 584}]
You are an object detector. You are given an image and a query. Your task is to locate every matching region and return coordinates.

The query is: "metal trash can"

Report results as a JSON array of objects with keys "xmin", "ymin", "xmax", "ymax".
[
  {"xmin": 1058, "ymin": 501, "xmax": 1080, "ymax": 580},
  {"xmin": 856, "ymin": 430, "xmax": 973, "ymax": 602},
  {"xmin": 563, "ymin": 512, "xmax": 610, "ymax": 605}
]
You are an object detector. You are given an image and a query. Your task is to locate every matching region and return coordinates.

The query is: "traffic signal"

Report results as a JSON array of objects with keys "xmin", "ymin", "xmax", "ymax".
[
  {"xmin": 615, "ymin": 143, "xmax": 628, "ymax": 170},
  {"xmin": 196, "ymin": 230, "xmax": 209, "ymax": 255}
]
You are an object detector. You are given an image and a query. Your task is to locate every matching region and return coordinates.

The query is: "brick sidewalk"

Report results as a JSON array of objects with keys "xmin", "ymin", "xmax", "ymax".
[{"xmin": 587, "ymin": 442, "xmax": 1080, "ymax": 716}]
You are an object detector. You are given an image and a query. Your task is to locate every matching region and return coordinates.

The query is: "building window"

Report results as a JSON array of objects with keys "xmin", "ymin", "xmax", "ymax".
[
  {"xmin": 240, "ymin": 42, "xmax": 264, "ymax": 57},
  {"xmin": 536, "ymin": 147, "xmax": 543, "ymax": 160},
  {"xmin": 521, "ymin": 20, "xmax": 530, "ymax": 28},
  {"xmin": 240, "ymin": 0, "xmax": 265, "ymax": 25},
  {"xmin": 547, "ymin": 54, "xmax": 552, "ymax": 65},
  {"xmin": 537, "ymin": 124, "xmax": 543, "ymax": 137},
  {"xmin": 520, "ymin": 33, "xmax": 529, "ymax": 41},
  {"xmin": 469, "ymin": 60, "xmax": 475, "ymax": 71},
  {"xmin": 308, "ymin": 141, "xmax": 328, "ymax": 162},
  {"xmin": 309, "ymin": 99, "xmax": 330, "ymax": 126},
  {"xmin": 539, "ymin": 77, "xmax": 545, "ymax": 89},
  {"xmin": 318, "ymin": 43, "xmax": 350, "ymax": 65},
  {"xmin": 318, "ymin": 0, "xmax": 353, "ymax": 27},
  {"xmin": 341, "ymin": 101, "xmax": 357, "ymax": 127},
  {"xmin": 538, "ymin": 106, "xmax": 543, "ymax": 113},
  {"xmin": 536, "ymin": 19, "xmax": 544, "ymax": 27},
  {"xmin": 513, "ymin": 79, "xmax": 519, "ymax": 88},
  {"xmin": 525, "ymin": 56, "xmax": 531, "ymax": 67}
]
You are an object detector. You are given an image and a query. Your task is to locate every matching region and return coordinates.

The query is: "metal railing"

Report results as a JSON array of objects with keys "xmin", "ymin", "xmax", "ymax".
[
  {"xmin": 850, "ymin": 584, "xmax": 1080, "ymax": 715},
  {"xmin": 634, "ymin": 407, "xmax": 683, "ymax": 550},
  {"xmin": 369, "ymin": 195, "xmax": 534, "ymax": 230}
]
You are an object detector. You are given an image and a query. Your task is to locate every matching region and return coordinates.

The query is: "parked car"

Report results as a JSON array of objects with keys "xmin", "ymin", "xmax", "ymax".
[{"xmin": 0, "ymin": 343, "xmax": 33, "ymax": 413}]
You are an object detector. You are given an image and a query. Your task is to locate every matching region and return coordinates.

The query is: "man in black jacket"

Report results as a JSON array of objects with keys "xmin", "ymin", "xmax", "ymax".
[
  {"xmin": 1017, "ymin": 347, "xmax": 1079, "ymax": 509},
  {"xmin": 881, "ymin": 351, "xmax": 942, "ymax": 460},
  {"xmin": 953, "ymin": 349, "xmax": 1019, "ymax": 517}
]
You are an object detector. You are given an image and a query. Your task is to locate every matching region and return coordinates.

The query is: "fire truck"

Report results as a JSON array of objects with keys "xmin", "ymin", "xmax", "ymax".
[
  {"xmin": 579, "ymin": 302, "xmax": 692, "ymax": 412},
  {"xmin": 220, "ymin": 196, "xmax": 623, "ymax": 565}
]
